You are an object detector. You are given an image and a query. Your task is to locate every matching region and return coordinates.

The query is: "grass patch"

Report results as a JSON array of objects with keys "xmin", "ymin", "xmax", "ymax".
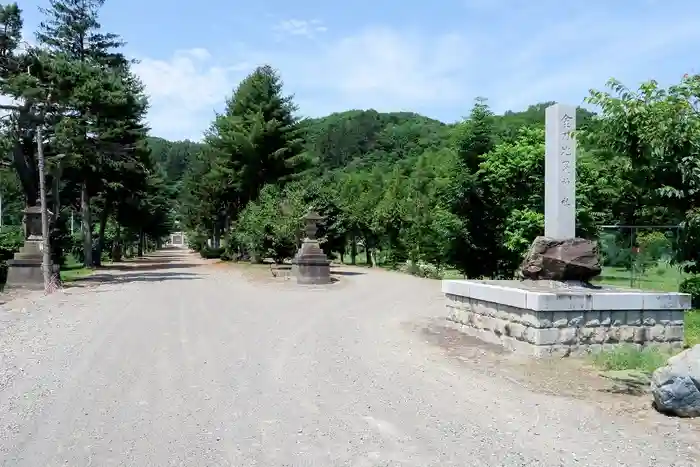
[
  {"xmin": 592, "ymin": 345, "xmax": 670, "ymax": 373},
  {"xmin": 685, "ymin": 309, "xmax": 700, "ymax": 348},
  {"xmin": 60, "ymin": 266, "xmax": 93, "ymax": 282},
  {"xmin": 442, "ymin": 269, "xmax": 465, "ymax": 280},
  {"xmin": 594, "ymin": 264, "xmax": 687, "ymax": 292},
  {"xmin": 60, "ymin": 255, "xmax": 93, "ymax": 282}
]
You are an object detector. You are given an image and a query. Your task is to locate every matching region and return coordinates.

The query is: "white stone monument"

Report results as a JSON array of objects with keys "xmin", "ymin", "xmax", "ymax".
[
  {"xmin": 544, "ymin": 104, "xmax": 576, "ymax": 239},
  {"xmin": 441, "ymin": 103, "xmax": 690, "ymax": 357}
]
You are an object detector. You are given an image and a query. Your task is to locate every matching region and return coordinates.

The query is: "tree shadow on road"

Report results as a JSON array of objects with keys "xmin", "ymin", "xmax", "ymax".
[
  {"xmin": 96, "ymin": 262, "xmax": 203, "ymax": 272},
  {"xmin": 69, "ymin": 271, "xmax": 202, "ymax": 285},
  {"xmin": 330, "ymin": 269, "xmax": 365, "ymax": 276}
]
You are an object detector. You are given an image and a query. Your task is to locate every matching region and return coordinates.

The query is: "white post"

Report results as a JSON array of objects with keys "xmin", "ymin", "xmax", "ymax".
[
  {"xmin": 544, "ymin": 103, "xmax": 576, "ymax": 239},
  {"xmin": 70, "ymin": 211, "xmax": 74, "ymax": 235}
]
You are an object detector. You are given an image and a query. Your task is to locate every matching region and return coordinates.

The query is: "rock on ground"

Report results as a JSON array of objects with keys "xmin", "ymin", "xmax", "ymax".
[
  {"xmin": 518, "ymin": 236, "xmax": 601, "ymax": 281},
  {"xmin": 651, "ymin": 345, "xmax": 700, "ymax": 417}
]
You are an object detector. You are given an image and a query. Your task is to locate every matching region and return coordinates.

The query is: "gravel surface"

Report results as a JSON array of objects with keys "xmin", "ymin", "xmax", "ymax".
[{"xmin": 0, "ymin": 249, "xmax": 697, "ymax": 466}]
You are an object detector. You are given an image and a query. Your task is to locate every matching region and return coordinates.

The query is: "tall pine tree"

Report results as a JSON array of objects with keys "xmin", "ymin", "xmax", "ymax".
[
  {"xmin": 0, "ymin": 3, "xmax": 42, "ymax": 207},
  {"xmin": 450, "ymin": 98, "xmax": 501, "ymax": 278},
  {"xmin": 36, "ymin": 0, "xmax": 132, "ymax": 266},
  {"xmin": 206, "ymin": 65, "xmax": 307, "ymax": 207},
  {"xmin": 182, "ymin": 65, "xmax": 309, "ymax": 245}
]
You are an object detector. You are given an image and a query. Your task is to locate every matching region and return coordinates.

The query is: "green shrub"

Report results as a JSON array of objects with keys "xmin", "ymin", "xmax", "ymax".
[
  {"xmin": 234, "ymin": 185, "xmax": 304, "ymax": 263},
  {"xmin": 679, "ymin": 275, "xmax": 700, "ymax": 308},
  {"xmin": 219, "ymin": 250, "xmax": 233, "ymax": 261},
  {"xmin": 635, "ymin": 231, "xmax": 672, "ymax": 275},
  {"xmin": 200, "ymin": 247, "xmax": 224, "ymax": 259},
  {"xmin": 0, "ymin": 226, "xmax": 24, "ymax": 262},
  {"xmin": 400, "ymin": 259, "xmax": 444, "ymax": 279},
  {"xmin": 221, "ymin": 231, "xmax": 239, "ymax": 261},
  {"xmin": 186, "ymin": 231, "xmax": 208, "ymax": 252}
]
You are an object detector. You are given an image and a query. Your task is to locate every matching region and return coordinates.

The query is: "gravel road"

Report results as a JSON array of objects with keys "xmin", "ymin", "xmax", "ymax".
[{"xmin": 0, "ymin": 249, "xmax": 697, "ymax": 466}]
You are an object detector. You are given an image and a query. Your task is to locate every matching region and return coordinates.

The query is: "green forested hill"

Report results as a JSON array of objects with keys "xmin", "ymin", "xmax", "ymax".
[
  {"xmin": 301, "ymin": 109, "xmax": 448, "ymax": 171},
  {"xmin": 153, "ymin": 66, "xmax": 700, "ymax": 280},
  {"xmin": 150, "ymin": 104, "xmax": 592, "ymax": 184},
  {"xmin": 147, "ymin": 137, "xmax": 204, "ymax": 187}
]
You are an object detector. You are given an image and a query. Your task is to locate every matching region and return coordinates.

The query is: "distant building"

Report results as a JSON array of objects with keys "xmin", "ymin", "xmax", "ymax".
[{"xmin": 169, "ymin": 231, "xmax": 186, "ymax": 248}]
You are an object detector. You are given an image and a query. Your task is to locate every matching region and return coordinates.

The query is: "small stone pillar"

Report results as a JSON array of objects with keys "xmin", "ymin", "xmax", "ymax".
[
  {"xmin": 5, "ymin": 203, "xmax": 53, "ymax": 290},
  {"xmin": 291, "ymin": 211, "xmax": 331, "ymax": 285}
]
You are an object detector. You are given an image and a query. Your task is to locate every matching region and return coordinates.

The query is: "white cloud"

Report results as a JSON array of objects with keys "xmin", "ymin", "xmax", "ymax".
[
  {"xmin": 490, "ymin": 14, "xmax": 700, "ymax": 112},
  {"xmin": 273, "ymin": 19, "xmax": 327, "ymax": 39},
  {"xmin": 276, "ymin": 28, "xmax": 472, "ymax": 115},
  {"xmin": 132, "ymin": 7, "xmax": 700, "ymax": 140},
  {"xmin": 132, "ymin": 49, "xmax": 253, "ymax": 140},
  {"xmin": 132, "ymin": 28, "xmax": 469, "ymax": 139}
]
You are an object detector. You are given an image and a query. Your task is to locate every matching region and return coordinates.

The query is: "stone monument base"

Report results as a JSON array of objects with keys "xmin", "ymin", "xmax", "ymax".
[
  {"xmin": 291, "ymin": 239, "xmax": 331, "ymax": 285},
  {"xmin": 5, "ymin": 239, "xmax": 51, "ymax": 290},
  {"xmin": 442, "ymin": 279, "xmax": 691, "ymax": 357}
]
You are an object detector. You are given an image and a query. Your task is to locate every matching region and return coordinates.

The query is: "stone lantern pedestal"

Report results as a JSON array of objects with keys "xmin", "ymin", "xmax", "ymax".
[
  {"xmin": 291, "ymin": 211, "xmax": 331, "ymax": 285},
  {"xmin": 5, "ymin": 203, "xmax": 53, "ymax": 290}
]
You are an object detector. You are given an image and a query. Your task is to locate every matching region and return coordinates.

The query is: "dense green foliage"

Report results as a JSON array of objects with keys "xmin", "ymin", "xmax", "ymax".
[
  {"xmin": 178, "ymin": 66, "xmax": 700, "ymax": 281},
  {"xmin": 680, "ymin": 276, "xmax": 700, "ymax": 309},
  {"xmin": 7, "ymin": 0, "xmax": 694, "ymax": 285},
  {"xmin": 0, "ymin": 0, "xmax": 175, "ymax": 273}
]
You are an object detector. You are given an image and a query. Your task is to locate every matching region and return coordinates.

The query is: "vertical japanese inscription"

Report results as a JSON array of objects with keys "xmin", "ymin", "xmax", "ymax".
[
  {"xmin": 544, "ymin": 104, "xmax": 576, "ymax": 239},
  {"xmin": 559, "ymin": 113, "xmax": 573, "ymax": 190}
]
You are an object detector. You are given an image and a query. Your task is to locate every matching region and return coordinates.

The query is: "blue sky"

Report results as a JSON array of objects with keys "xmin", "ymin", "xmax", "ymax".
[{"xmin": 18, "ymin": 0, "xmax": 700, "ymax": 141}]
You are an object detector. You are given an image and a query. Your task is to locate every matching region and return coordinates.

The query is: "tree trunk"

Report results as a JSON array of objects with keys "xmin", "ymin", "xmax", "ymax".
[
  {"xmin": 213, "ymin": 224, "xmax": 220, "ymax": 249},
  {"xmin": 12, "ymin": 124, "xmax": 39, "ymax": 207},
  {"xmin": 81, "ymin": 182, "xmax": 93, "ymax": 267},
  {"xmin": 350, "ymin": 234, "xmax": 357, "ymax": 265},
  {"xmin": 138, "ymin": 230, "xmax": 144, "ymax": 257},
  {"xmin": 365, "ymin": 243, "xmax": 373, "ymax": 267},
  {"xmin": 95, "ymin": 204, "xmax": 110, "ymax": 267},
  {"xmin": 111, "ymin": 223, "xmax": 122, "ymax": 262}
]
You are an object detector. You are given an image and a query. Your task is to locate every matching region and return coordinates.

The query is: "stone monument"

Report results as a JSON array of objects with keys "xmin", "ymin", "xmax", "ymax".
[
  {"xmin": 518, "ymin": 105, "xmax": 600, "ymax": 282},
  {"xmin": 5, "ymin": 202, "xmax": 53, "ymax": 290},
  {"xmin": 442, "ymin": 103, "xmax": 691, "ymax": 357},
  {"xmin": 291, "ymin": 210, "xmax": 331, "ymax": 285}
]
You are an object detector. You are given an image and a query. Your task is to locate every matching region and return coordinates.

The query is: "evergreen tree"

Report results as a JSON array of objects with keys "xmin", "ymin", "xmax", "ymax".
[
  {"xmin": 450, "ymin": 98, "xmax": 501, "ymax": 277},
  {"xmin": 0, "ymin": 3, "xmax": 41, "ymax": 207},
  {"xmin": 92, "ymin": 70, "xmax": 151, "ymax": 264},
  {"xmin": 36, "ymin": 0, "xmax": 131, "ymax": 266},
  {"xmin": 36, "ymin": 0, "xmax": 126, "ymax": 68},
  {"xmin": 205, "ymin": 65, "xmax": 307, "ymax": 208}
]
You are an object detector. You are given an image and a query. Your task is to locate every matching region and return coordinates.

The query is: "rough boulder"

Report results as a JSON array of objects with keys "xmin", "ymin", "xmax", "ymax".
[
  {"xmin": 517, "ymin": 236, "xmax": 601, "ymax": 282},
  {"xmin": 651, "ymin": 345, "xmax": 700, "ymax": 417}
]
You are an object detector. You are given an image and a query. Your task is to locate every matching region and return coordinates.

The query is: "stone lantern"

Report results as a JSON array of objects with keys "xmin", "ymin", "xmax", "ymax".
[
  {"xmin": 291, "ymin": 210, "xmax": 331, "ymax": 284},
  {"xmin": 303, "ymin": 211, "xmax": 323, "ymax": 240},
  {"xmin": 5, "ymin": 201, "xmax": 53, "ymax": 289},
  {"xmin": 24, "ymin": 203, "xmax": 45, "ymax": 240}
]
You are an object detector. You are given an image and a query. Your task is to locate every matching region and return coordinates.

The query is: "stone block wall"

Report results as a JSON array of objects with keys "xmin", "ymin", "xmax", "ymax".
[{"xmin": 445, "ymin": 293, "xmax": 686, "ymax": 357}]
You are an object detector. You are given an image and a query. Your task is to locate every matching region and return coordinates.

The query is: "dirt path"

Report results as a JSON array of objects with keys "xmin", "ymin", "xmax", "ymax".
[{"xmin": 0, "ymin": 249, "xmax": 697, "ymax": 466}]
